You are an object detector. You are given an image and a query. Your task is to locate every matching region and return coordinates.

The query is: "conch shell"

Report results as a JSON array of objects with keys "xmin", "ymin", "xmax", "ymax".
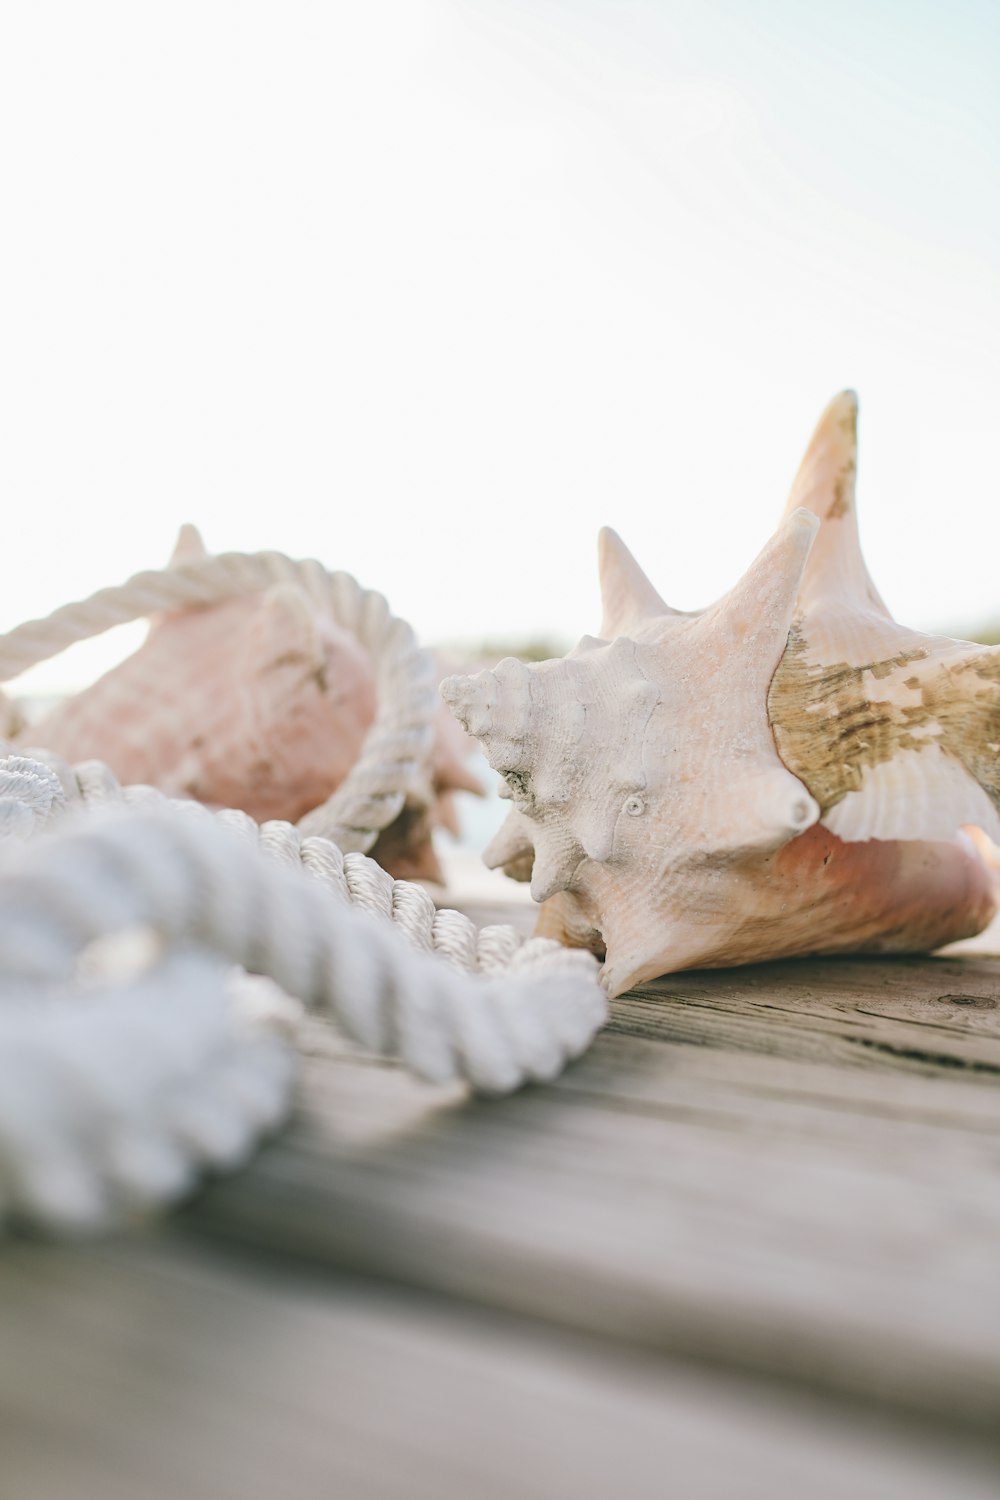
[
  {"xmin": 26, "ymin": 526, "xmax": 481, "ymax": 882},
  {"xmin": 442, "ymin": 394, "xmax": 1000, "ymax": 995}
]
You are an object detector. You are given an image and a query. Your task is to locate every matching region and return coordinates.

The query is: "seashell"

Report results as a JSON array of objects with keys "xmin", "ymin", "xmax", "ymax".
[
  {"xmin": 442, "ymin": 393, "xmax": 1000, "ymax": 996},
  {"xmin": 26, "ymin": 526, "xmax": 480, "ymax": 882}
]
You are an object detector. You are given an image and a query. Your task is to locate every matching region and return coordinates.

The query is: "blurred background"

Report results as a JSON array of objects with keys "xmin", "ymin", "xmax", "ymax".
[{"xmin": 1, "ymin": 0, "xmax": 997, "ymax": 698}]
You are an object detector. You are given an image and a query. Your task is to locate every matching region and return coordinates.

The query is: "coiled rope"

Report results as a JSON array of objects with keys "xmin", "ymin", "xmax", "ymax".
[
  {"xmin": 3, "ymin": 748, "xmax": 566, "ymax": 976},
  {"xmin": 0, "ymin": 554, "xmax": 606, "ymax": 1236}
]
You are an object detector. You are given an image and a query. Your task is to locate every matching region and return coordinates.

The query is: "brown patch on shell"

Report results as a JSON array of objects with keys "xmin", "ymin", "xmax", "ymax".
[
  {"xmin": 769, "ymin": 629, "xmax": 1000, "ymax": 817},
  {"xmin": 827, "ymin": 457, "xmax": 856, "ymax": 519}
]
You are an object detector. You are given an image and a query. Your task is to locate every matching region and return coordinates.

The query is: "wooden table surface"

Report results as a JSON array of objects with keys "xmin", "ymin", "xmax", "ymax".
[{"xmin": 2, "ymin": 891, "xmax": 1000, "ymax": 1498}]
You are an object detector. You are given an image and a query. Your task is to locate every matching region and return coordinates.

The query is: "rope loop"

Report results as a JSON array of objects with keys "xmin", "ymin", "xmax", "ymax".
[{"xmin": 0, "ymin": 550, "xmax": 439, "ymax": 853}]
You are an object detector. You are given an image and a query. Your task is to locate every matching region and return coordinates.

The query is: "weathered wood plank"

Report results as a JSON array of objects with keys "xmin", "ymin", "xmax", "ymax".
[
  {"xmin": 184, "ymin": 984, "xmax": 1000, "ymax": 1438},
  {"xmin": 615, "ymin": 954, "xmax": 1000, "ymax": 1077},
  {"xmin": 1, "ymin": 1237, "xmax": 997, "ymax": 1500}
]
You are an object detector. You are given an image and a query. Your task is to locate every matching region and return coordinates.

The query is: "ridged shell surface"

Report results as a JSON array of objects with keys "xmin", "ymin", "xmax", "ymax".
[{"xmin": 442, "ymin": 394, "xmax": 1000, "ymax": 995}]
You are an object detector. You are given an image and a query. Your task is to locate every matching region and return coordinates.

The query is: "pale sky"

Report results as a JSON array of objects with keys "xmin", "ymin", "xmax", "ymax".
[{"xmin": 2, "ymin": 0, "xmax": 997, "ymax": 691}]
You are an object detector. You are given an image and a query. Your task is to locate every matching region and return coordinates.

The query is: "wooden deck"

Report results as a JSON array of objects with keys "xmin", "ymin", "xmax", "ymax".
[{"xmin": 3, "ymin": 891, "xmax": 1000, "ymax": 1497}]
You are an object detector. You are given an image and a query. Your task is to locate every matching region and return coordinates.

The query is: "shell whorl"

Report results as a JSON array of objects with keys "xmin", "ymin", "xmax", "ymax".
[
  {"xmin": 444, "ymin": 640, "xmax": 662, "ymax": 905},
  {"xmin": 440, "ymin": 656, "xmax": 535, "ymax": 780}
]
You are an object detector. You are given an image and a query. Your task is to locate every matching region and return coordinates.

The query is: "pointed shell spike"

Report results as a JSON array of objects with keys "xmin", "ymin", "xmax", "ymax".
[
  {"xmin": 707, "ymin": 507, "xmax": 818, "ymax": 678},
  {"xmin": 726, "ymin": 767, "xmax": 820, "ymax": 853},
  {"xmin": 529, "ymin": 830, "xmax": 585, "ymax": 904},
  {"xmin": 482, "ymin": 808, "xmax": 535, "ymax": 876},
  {"xmin": 169, "ymin": 523, "xmax": 209, "ymax": 566},
  {"xmin": 440, "ymin": 669, "xmax": 497, "ymax": 740},
  {"xmin": 780, "ymin": 390, "xmax": 888, "ymax": 614},
  {"xmin": 782, "ymin": 389, "xmax": 859, "ymax": 525},
  {"xmin": 441, "ymin": 659, "xmax": 535, "ymax": 773},
  {"xmin": 597, "ymin": 528, "xmax": 675, "ymax": 639}
]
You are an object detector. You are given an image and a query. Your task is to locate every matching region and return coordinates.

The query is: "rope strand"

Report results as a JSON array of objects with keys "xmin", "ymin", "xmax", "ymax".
[{"xmin": 0, "ymin": 752, "xmax": 605, "ymax": 1235}]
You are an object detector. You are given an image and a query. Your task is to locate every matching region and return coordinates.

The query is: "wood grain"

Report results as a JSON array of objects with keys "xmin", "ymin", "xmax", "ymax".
[
  {"xmin": 615, "ymin": 953, "xmax": 1000, "ymax": 1076},
  {"xmin": 1, "ymin": 1238, "xmax": 997, "ymax": 1500},
  {"xmin": 184, "ymin": 951, "xmax": 1000, "ymax": 1438},
  {"xmin": 5, "ymin": 889, "xmax": 1000, "ymax": 1491}
]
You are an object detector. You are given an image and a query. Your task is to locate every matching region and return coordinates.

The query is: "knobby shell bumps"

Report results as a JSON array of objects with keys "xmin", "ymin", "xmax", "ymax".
[{"xmin": 442, "ymin": 394, "xmax": 1000, "ymax": 996}]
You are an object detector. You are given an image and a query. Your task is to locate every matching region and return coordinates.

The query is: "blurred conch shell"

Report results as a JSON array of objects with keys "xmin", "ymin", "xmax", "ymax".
[
  {"xmin": 442, "ymin": 393, "xmax": 1000, "ymax": 995},
  {"xmin": 27, "ymin": 526, "xmax": 481, "ymax": 882}
]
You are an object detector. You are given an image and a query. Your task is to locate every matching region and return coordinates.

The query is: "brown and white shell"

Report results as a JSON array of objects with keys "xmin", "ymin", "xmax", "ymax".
[
  {"xmin": 27, "ymin": 526, "xmax": 481, "ymax": 882},
  {"xmin": 442, "ymin": 394, "xmax": 1000, "ymax": 995}
]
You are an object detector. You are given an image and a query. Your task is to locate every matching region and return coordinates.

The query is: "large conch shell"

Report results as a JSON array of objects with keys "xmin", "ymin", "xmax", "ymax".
[
  {"xmin": 442, "ymin": 394, "xmax": 1000, "ymax": 996},
  {"xmin": 26, "ymin": 526, "xmax": 481, "ymax": 882}
]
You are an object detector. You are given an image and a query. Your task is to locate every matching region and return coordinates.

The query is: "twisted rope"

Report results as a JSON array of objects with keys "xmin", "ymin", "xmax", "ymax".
[
  {"xmin": 9, "ymin": 749, "xmax": 553, "ymax": 975},
  {"xmin": 0, "ymin": 943, "xmax": 297, "ymax": 1234},
  {"xmin": 0, "ymin": 552, "xmax": 438, "ymax": 853},
  {"xmin": 0, "ymin": 754, "xmax": 605, "ymax": 1234},
  {"xmin": 0, "ymin": 552, "xmax": 606, "ymax": 1237}
]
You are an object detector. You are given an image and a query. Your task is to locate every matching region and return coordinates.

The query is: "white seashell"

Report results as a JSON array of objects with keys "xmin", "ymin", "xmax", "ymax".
[{"xmin": 443, "ymin": 393, "xmax": 1000, "ymax": 996}]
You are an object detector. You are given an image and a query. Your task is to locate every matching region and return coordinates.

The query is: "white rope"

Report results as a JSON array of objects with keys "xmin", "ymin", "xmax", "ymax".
[
  {"xmin": 0, "ymin": 552, "xmax": 438, "ymax": 853},
  {"xmin": 8, "ymin": 748, "xmax": 562, "ymax": 975},
  {"xmin": 0, "ymin": 754, "xmax": 606, "ymax": 1235},
  {"xmin": 0, "ymin": 755, "xmax": 66, "ymax": 839},
  {"xmin": 0, "ymin": 551, "xmax": 606, "ymax": 1237}
]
